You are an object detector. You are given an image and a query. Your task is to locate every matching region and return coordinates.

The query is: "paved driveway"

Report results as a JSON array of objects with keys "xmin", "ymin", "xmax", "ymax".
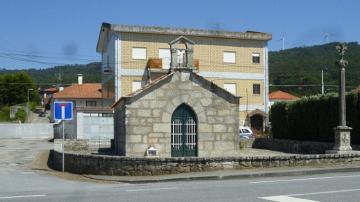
[{"xmin": 0, "ymin": 138, "xmax": 52, "ymax": 172}]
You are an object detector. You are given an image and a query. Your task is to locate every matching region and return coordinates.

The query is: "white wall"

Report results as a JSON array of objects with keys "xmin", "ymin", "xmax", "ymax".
[
  {"xmin": 76, "ymin": 112, "xmax": 114, "ymax": 140},
  {"xmin": 0, "ymin": 123, "xmax": 53, "ymax": 139}
]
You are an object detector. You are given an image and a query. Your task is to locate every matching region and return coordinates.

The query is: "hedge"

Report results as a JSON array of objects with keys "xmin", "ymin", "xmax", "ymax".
[{"xmin": 270, "ymin": 92, "xmax": 360, "ymax": 143}]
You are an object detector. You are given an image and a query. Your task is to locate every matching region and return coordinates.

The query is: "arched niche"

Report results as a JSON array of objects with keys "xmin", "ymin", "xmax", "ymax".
[{"xmin": 169, "ymin": 36, "xmax": 195, "ymax": 69}]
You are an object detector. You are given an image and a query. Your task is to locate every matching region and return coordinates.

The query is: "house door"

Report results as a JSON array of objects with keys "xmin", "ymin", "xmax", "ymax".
[
  {"xmin": 171, "ymin": 104, "xmax": 197, "ymax": 157},
  {"xmin": 250, "ymin": 114, "xmax": 264, "ymax": 135}
]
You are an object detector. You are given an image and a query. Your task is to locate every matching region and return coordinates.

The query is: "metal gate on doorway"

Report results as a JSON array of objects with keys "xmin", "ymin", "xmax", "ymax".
[{"xmin": 171, "ymin": 104, "xmax": 197, "ymax": 157}]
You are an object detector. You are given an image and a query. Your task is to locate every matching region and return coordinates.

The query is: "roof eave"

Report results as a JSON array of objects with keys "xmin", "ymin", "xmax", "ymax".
[
  {"xmin": 96, "ymin": 22, "xmax": 111, "ymax": 53},
  {"xmin": 107, "ymin": 23, "xmax": 272, "ymax": 41}
]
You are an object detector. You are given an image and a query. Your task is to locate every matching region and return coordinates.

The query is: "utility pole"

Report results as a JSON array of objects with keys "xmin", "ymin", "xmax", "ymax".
[
  {"xmin": 321, "ymin": 68, "xmax": 324, "ymax": 94},
  {"xmin": 246, "ymin": 88, "xmax": 249, "ymax": 126},
  {"xmin": 27, "ymin": 88, "xmax": 33, "ymax": 123},
  {"xmin": 324, "ymin": 33, "xmax": 329, "ymax": 43},
  {"xmin": 281, "ymin": 35, "xmax": 285, "ymax": 51}
]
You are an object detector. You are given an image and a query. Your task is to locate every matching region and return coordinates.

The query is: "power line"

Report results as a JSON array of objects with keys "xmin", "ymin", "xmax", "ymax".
[
  {"xmin": 0, "ymin": 50, "xmax": 99, "ymax": 62},
  {"xmin": 0, "ymin": 51, "xmax": 99, "ymax": 66}
]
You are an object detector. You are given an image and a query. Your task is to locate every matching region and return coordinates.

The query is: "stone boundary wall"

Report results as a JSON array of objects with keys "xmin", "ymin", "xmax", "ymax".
[
  {"xmin": 252, "ymin": 138, "xmax": 360, "ymax": 154},
  {"xmin": 49, "ymin": 150, "xmax": 360, "ymax": 176},
  {"xmin": 53, "ymin": 139, "xmax": 113, "ymax": 153}
]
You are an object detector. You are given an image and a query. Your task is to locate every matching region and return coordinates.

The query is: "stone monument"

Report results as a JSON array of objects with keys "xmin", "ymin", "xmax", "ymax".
[{"xmin": 326, "ymin": 43, "xmax": 353, "ymax": 154}]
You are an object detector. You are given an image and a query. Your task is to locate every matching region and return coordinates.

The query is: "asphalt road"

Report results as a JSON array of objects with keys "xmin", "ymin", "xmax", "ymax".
[
  {"xmin": 2, "ymin": 139, "xmax": 360, "ymax": 202},
  {"xmin": 2, "ymin": 169, "xmax": 360, "ymax": 202}
]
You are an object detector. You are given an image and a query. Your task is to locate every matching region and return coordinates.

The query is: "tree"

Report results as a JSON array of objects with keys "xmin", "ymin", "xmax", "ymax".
[{"xmin": 0, "ymin": 72, "xmax": 38, "ymax": 107}]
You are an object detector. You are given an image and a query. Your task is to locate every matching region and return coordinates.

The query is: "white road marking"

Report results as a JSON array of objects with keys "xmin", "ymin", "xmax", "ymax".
[
  {"xmin": 260, "ymin": 195, "xmax": 318, "ymax": 202},
  {"xmin": 20, "ymin": 171, "xmax": 35, "ymax": 175},
  {"xmin": 288, "ymin": 188, "xmax": 360, "ymax": 197},
  {"xmin": 0, "ymin": 194, "xmax": 46, "ymax": 199},
  {"xmin": 260, "ymin": 188, "xmax": 360, "ymax": 202},
  {"xmin": 125, "ymin": 187, "xmax": 177, "ymax": 192},
  {"xmin": 250, "ymin": 174, "xmax": 360, "ymax": 184}
]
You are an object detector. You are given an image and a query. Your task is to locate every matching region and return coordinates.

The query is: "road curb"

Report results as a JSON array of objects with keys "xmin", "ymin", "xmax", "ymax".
[{"xmin": 83, "ymin": 166, "xmax": 360, "ymax": 184}]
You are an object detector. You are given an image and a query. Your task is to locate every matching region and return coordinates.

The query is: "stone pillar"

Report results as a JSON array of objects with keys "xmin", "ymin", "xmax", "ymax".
[
  {"xmin": 333, "ymin": 126, "xmax": 352, "ymax": 151},
  {"xmin": 170, "ymin": 47, "xmax": 178, "ymax": 68},
  {"xmin": 338, "ymin": 57, "xmax": 347, "ymax": 126},
  {"xmin": 326, "ymin": 43, "xmax": 353, "ymax": 154},
  {"xmin": 186, "ymin": 44, "xmax": 194, "ymax": 68}
]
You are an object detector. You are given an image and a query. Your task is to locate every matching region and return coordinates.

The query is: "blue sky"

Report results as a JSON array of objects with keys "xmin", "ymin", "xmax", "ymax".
[{"xmin": 0, "ymin": 0, "xmax": 359, "ymax": 69}]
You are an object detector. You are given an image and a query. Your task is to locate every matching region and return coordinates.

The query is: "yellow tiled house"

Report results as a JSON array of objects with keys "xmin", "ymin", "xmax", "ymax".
[{"xmin": 96, "ymin": 23, "xmax": 272, "ymax": 131}]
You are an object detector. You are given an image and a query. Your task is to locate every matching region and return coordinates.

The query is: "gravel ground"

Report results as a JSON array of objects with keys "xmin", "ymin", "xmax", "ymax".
[{"xmin": 0, "ymin": 138, "xmax": 52, "ymax": 172}]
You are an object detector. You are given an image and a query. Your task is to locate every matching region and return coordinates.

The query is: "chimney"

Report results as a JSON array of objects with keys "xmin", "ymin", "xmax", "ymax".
[{"xmin": 78, "ymin": 74, "xmax": 83, "ymax": 85}]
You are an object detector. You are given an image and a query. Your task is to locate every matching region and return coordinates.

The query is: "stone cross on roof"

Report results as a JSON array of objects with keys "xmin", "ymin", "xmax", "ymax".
[
  {"xmin": 169, "ymin": 36, "xmax": 195, "ymax": 70},
  {"xmin": 336, "ymin": 43, "xmax": 347, "ymax": 59},
  {"xmin": 336, "ymin": 43, "xmax": 348, "ymax": 68}
]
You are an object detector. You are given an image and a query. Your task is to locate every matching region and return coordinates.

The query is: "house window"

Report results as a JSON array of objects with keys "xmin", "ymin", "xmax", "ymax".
[
  {"xmin": 103, "ymin": 55, "xmax": 111, "ymax": 74},
  {"xmin": 224, "ymin": 83, "xmax": 236, "ymax": 95},
  {"xmin": 223, "ymin": 51, "xmax": 236, "ymax": 63},
  {"xmin": 132, "ymin": 47, "xmax": 147, "ymax": 60},
  {"xmin": 86, "ymin": 101, "xmax": 97, "ymax": 107},
  {"xmin": 159, "ymin": 49, "xmax": 171, "ymax": 69},
  {"xmin": 132, "ymin": 81, "xmax": 142, "ymax": 92},
  {"xmin": 252, "ymin": 53, "xmax": 260, "ymax": 64},
  {"xmin": 253, "ymin": 84, "xmax": 261, "ymax": 95}
]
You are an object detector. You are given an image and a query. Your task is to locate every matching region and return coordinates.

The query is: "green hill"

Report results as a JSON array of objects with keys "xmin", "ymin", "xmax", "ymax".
[
  {"xmin": 269, "ymin": 42, "xmax": 360, "ymax": 96},
  {"xmin": 0, "ymin": 62, "xmax": 101, "ymax": 88},
  {"xmin": 0, "ymin": 42, "xmax": 359, "ymax": 96}
]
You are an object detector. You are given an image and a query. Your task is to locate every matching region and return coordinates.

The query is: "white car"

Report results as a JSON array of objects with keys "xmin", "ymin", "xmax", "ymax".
[{"xmin": 239, "ymin": 127, "xmax": 254, "ymax": 139}]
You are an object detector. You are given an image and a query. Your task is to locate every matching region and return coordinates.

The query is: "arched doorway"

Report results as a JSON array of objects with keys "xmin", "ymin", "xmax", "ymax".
[
  {"xmin": 171, "ymin": 103, "xmax": 197, "ymax": 157},
  {"xmin": 250, "ymin": 114, "xmax": 264, "ymax": 134},
  {"xmin": 246, "ymin": 109, "xmax": 267, "ymax": 136}
]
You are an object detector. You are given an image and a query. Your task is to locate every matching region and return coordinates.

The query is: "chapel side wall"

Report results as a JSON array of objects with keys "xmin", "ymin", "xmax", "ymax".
[{"xmin": 124, "ymin": 72, "xmax": 240, "ymax": 157}]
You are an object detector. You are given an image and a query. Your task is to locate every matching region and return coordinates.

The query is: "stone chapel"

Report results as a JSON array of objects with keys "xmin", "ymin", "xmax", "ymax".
[{"xmin": 112, "ymin": 36, "xmax": 240, "ymax": 157}]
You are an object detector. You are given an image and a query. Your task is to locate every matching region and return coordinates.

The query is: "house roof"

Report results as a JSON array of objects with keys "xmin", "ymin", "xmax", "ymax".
[
  {"xmin": 354, "ymin": 85, "xmax": 360, "ymax": 92},
  {"xmin": 112, "ymin": 70, "xmax": 240, "ymax": 108},
  {"xmin": 269, "ymin": 90, "xmax": 299, "ymax": 100},
  {"xmin": 97, "ymin": 23, "xmax": 272, "ymax": 53},
  {"xmin": 53, "ymin": 83, "xmax": 102, "ymax": 99},
  {"xmin": 44, "ymin": 87, "xmax": 58, "ymax": 93}
]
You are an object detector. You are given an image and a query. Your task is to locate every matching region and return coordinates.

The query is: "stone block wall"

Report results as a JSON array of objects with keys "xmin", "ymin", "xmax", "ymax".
[
  {"xmin": 114, "ymin": 71, "xmax": 240, "ymax": 157},
  {"xmin": 50, "ymin": 150, "xmax": 360, "ymax": 176}
]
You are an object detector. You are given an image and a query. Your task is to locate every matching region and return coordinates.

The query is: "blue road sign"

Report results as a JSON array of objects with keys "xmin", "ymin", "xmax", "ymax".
[{"xmin": 54, "ymin": 101, "xmax": 73, "ymax": 121}]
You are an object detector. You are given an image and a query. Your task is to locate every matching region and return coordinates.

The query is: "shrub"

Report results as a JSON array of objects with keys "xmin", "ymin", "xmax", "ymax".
[
  {"xmin": 14, "ymin": 108, "xmax": 27, "ymax": 123},
  {"xmin": 270, "ymin": 92, "xmax": 360, "ymax": 143},
  {"xmin": 0, "ymin": 106, "xmax": 11, "ymax": 122}
]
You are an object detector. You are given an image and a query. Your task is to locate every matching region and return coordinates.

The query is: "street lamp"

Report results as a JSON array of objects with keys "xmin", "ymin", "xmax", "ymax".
[{"xmin": 27, "ymin": 88, "xmax": 33, "ymax": 122}]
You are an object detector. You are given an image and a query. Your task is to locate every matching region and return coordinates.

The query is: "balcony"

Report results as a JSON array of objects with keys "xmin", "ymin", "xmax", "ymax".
[{"xmin": 147, "ymin": 58, "xmax": 199, "ymax": 71}]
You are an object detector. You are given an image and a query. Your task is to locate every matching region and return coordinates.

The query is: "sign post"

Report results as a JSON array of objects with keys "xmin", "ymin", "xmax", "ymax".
[{"xmin": 54, "ymin": 101, "xmax": 73, "ymax": 172}]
